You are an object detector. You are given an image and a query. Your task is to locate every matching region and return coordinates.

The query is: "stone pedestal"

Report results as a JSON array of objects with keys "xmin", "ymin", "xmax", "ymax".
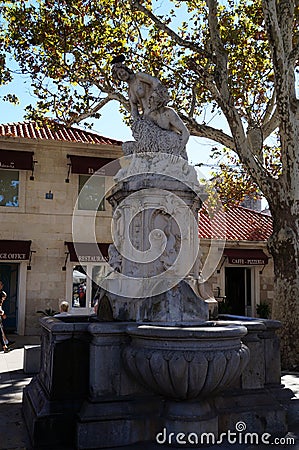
[
  {"xmin": 216, "ymin": 316, "xmax": 294, "ymax": 437},
  {"xmin": 22, "ymin": 318, "xmax": 90, "ymax": 449},
  {"xmin": 22, "ymin": 316, "xmax": 293, "ymax": 449},
  {"xmin": 216, "ymin": 388, "xmax": 289, "ymax": 437},
  {"xmin": 96, "ymin": 162, "xmax": 214, "ymax": 324},
  {"xmin": 77, "ymin": 397, "xmax": 163, "ymax": 449},
  {"xmin": 161, "ymin": 399, "xmax": 218, "ymax": 438}
]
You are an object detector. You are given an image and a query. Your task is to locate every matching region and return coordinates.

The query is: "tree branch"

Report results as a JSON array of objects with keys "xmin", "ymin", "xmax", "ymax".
[
  {"xmin": 66, "ymin": 92, "xmax": 130, "ymax": 125},
  {"xmin": 262, "ymin": 0, "xmax": 297, "ymax": 182},
  {"xmin": 262, "ymin": 91, "xmax": 276, "ymax": 125},
  {"xmin": 263, "ymin": 107, "xmax": 280, "ymax": 138},
  {"xmin": 189, "ymin": 84, "xmax": 197, "ymax": 119},
  {"xmin": 131, "ymin": 0, "xmax": 210, "ymax": 58},
  {"xmin": 277, "ymin": 0, "xmax": 294, "ymax": 55},
  {"xmin": 206, "ymin": 0, "xmax": 229, "ymax": 102},
  {"xmin": 180, "ymin": 111, "xmax": 276, "ymax": 197},
  {"xmin": 205, "ymin": 1, "xmax": 244, "ymax": 123},
  {"xmin": 262, "ymin": 0, "xmax": 286, "ymax": 62},
  {"xmin": 289, "ymin": 43, "xmax": 299, "ymax": 67},
  {"xmin": 261, "ymin": 92, "xmax": 280, "ymax": 138},
  {"xmin": 186, "ymin": 58, "xmax": 223, "ymax": 108},
  {"xmin": 205, "ymin": 1, "xmax": 246, "ymax": 145},
  {"xmin": 179, "ymin": 113, "xmax": 235, "ymax": 149},
  {"xmin": 195, "ymin": 0, "xmax": 274, "ymax": 194},
  {"xmin": 261, "ymin": 0, "xmax": 294, "ymax": 108}
]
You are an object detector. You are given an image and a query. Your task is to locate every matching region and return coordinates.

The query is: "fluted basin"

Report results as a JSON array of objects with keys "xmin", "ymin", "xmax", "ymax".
[{"xmin": 123, "ymin": 324, "xmax": 250, "ymax": 400}]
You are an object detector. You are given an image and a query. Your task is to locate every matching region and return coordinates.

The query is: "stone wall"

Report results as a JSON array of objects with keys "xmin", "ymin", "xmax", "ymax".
[
  {"xmin": 0, "ymin": 137, "xmax": 122, "ymax": 334},
  {"xmin": 200, "ymin": 239, "xmax": 275, "ymax": 318}
]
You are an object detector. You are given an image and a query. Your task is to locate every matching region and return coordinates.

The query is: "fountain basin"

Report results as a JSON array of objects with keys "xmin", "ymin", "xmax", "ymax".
[{"xmin": 123, "ymin": 324, "xmax": 250, "ymax": 400}]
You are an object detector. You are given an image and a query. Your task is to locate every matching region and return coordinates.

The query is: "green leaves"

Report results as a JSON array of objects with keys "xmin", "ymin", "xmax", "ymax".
[
  {"xmin": 0, "ymin": 0, "xmax": 297, "ymax": 190},
  {"xmin": 209, "ymin": 147, "xmax": 261, "ymax": 207},
  {"xmin": 3, "ymin": 92, "xmax": 19, "ymax": 103},
  {"xmin": 2, "ymin": 0, "xmax": 149, "ymax": 123},
  {"xmin": 0, "ymin": 0, "xmax": 277, "ymax": 127}
]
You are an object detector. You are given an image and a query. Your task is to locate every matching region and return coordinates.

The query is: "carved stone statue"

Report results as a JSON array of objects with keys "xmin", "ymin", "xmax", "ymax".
[
  {"xmin": 112, "ymin": 59, "xmax": 189, "ymax": 158},
  {"xmin": 108, "ymin": 244, "xmax": 122, "ymax": 273}
]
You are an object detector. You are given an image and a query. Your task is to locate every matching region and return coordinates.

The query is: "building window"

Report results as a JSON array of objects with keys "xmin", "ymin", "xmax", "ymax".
[
  {"xmin": 78, "ymin": 174, "xmax": 105, "ymax": 211},
  {"xmin": 71, "ymin": 263, "xmax": 108, "ymax": 312},
  {"xmin": 0, "ymin": 170, "xmax": 19, "ymax": 207}
]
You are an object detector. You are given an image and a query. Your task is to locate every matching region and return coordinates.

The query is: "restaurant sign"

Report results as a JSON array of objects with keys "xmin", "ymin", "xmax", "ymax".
[
  {"xmin": 65, "ymin": 242, "xmax": 109, "ymax": 263},
  {"xmin": 224, "ymin": 249, "xmax": 269, "ymax": 265},
  {"xmin": 229, "ymin": 256, "xmax": 266, "ymax": 265}
]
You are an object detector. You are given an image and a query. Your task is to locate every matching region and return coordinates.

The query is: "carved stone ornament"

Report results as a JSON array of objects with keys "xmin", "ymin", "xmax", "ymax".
[
  {"xmin": 122, "ymin": 118, "xmax": 188, "ymax": 159},
  {"xmin": 114, "ymin": 152, "xmax": 202, "ymax": 196},
  {"xmin": 123, "ymin": 324, "xmax": 250, "ymax": 400}
]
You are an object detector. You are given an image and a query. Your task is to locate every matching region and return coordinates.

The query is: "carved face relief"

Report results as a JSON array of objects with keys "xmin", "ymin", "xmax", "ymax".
[{"xmin": 116, "ymin": 67, "xmax": 130, "ymax": 81}]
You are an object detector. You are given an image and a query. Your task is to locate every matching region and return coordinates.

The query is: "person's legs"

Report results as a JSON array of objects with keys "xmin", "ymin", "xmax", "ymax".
[{"xmin": 0, "ymin": 322, "xmax": 8, "ymax": 352}]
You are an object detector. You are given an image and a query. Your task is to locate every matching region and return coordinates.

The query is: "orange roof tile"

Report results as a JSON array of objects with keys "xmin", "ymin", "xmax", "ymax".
[
  {"xmin": 199, "ymin": 205, "xmax": 272, "ymax": 241},
  {"xmin": 0, "ymin": 121, "xmax": 122, "ymax": 146}
]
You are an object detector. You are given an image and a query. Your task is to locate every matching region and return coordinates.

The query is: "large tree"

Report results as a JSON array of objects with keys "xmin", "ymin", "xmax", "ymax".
[
  {"xmin": 2, "ymin": 0, "xmax": 299, "ymax": 368},
  {"xmin": 0, "ymin": 2, "xmax": 12, "ymax": 88}
]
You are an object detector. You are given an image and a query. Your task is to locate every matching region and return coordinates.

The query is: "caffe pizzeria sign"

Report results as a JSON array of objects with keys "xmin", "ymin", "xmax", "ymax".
[{"xmin": 224, "ymin": 249, "xmax": 269, "ymax": 266}]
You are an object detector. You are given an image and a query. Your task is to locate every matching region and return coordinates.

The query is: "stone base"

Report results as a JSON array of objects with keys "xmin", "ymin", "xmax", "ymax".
[
  {"xmin": 75, "ymin": 390, "xmax": 292, "ymax": 449},
  {"xmin": 23, "ymin": 317, "xmax": 294, "ymax": 449},
  {"xmin": 162, "ymin": 399, "xmax": 218, "ymax": 437},
  {"xmin": 76, "ymin": 397, "xmax": 220, "ymax": 449},
  {"xmin": 216, "ymin": 386, "xmax": 293, "ymax": 437},
  {"xmin": 22, "ymin": 377, "xmax": 80, "ymax": 449},
  {"xmin": 77, "ymin": 396, "xmax": 162, "ymax": 449}
]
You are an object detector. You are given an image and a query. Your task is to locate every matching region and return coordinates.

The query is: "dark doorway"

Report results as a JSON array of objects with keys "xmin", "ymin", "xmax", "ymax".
[
  {"xmin": 225, "ymin": 267, "xmax": 252, "ymax": 316},
  {"xmin": 0, "ymin": 263, "xmax": 18, "ymax": 331}
]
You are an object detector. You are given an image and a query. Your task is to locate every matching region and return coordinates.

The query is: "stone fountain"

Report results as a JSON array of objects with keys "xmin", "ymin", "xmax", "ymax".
[{"xmin": 23, "ymin": 63, "xmax": 293, "ymax": 449}]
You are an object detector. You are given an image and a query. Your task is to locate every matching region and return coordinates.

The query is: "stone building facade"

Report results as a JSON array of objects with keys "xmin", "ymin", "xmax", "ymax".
[
  {"xmin": 0, "ymin": 121, "xmax": 274, "ymax": 335},
  {"xmin": 0, "ymin": 121, "xmax": 122, "ymax": 334},
  {"xmin": 199, "ymin": 205, "xmax": 274, "ymax": 319}
]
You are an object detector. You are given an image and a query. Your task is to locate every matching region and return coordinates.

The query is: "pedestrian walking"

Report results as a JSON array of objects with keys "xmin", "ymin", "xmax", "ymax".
[{"xmin": 0, "ymin": 280, "xmax": 14, "ymax": 352}]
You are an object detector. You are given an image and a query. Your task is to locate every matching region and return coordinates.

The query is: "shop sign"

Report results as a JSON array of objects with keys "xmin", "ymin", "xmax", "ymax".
[
  {"xmin": 230, "ymin": 257, "xmax": 266, "ymax": 265},
  {"xmin": 79, "ymin": 255, "xmax": 106, "ymax": 262},
  {"xmin": 224, "ymin": 249, "xmax": 269, "ymax": 265},
  {"xmin": 0, "ymin": 240, "xmax": 31, "ymax": 260},
  {"xmin": 0, "ymin": 252, "xmax": 27, "ymax": 260},
  {"xmin": 67, "ymin": 155, "xmax": 120, "ymax": 176},
  {"xmin": 0, "ymin": 150, "xmax": 34, "ymax": 170},
  {"xmin": 65, "ymin": 242, "xmax": 109, "ymax": 262}
]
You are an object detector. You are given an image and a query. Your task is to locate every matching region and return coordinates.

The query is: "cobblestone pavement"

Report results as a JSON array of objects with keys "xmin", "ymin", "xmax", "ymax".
[{"xmin": 0, "ymin": 336, "xmax": 298, "ymax": 450}]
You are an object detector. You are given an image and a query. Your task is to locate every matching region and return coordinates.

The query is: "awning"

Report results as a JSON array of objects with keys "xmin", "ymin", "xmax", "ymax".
[
  {"xmin": 67, "ymin": 155, "xmax": 120, "ymax": 176},
  {"xmin": 65, "ymin": 242, "xmax": 110, "ymax": 263},
  {"xmin": 223, "ymin": 249, "xmax": 269, "ymax": 265},
  {"xmin": 0, "ymin": 150, "xmax": 34, "ymax": 170},
  {"xmin": 0, "ymin": 240, "xmax": 32, "ymax": 260}
]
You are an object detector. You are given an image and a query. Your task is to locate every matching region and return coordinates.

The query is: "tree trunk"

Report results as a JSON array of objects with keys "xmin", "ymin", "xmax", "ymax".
[{"xmin": 268, "ymin": 204, "xmax": 299, "ymax": 369}]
